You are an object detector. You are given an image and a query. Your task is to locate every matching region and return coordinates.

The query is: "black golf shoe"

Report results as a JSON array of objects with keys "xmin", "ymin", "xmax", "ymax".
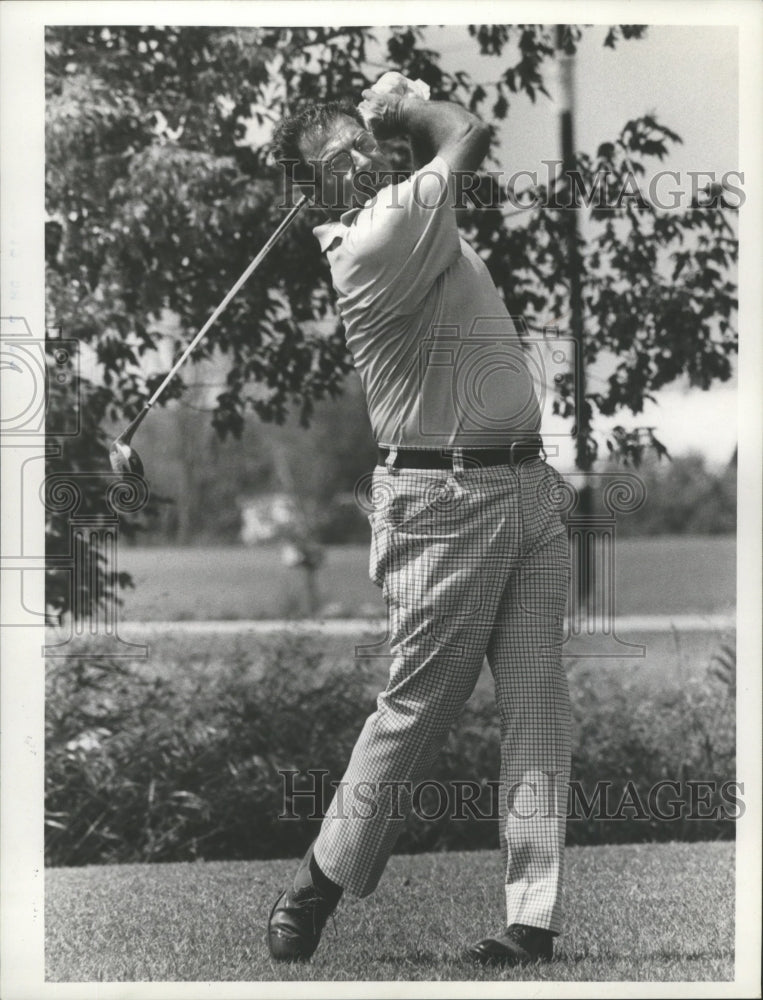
[
  {"xmin": 267, "ymin": 846, "xmax": 341, "ymax": 962},
  {"xmin": 465, "ymin": 923, "xmax": 555, "ymax": 966},
  {"xmin": 267, "ymin": 884, "xmax": 339, "ymax": 962}
]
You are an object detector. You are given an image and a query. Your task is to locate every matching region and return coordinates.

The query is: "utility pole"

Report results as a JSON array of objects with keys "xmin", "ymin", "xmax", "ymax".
[{"xmin": 556, "ymin": 24, "xmax": 593, "ymax": 606}]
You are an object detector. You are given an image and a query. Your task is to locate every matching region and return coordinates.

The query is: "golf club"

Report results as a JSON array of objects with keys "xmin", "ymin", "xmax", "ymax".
[{"xmin": 109, "ymin": 192, "xmax": 310, "ymax": 478}]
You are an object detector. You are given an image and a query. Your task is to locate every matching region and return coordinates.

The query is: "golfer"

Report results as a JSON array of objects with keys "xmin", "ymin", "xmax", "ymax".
[{"xmin": 268, "ymin": 79, "xmax": 571, "ymax": 967}]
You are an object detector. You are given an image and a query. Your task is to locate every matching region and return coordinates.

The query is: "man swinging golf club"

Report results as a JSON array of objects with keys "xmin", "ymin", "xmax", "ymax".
[{"xmin": 267, "ymin": 73, "xmax": 571, "ymax": 967}]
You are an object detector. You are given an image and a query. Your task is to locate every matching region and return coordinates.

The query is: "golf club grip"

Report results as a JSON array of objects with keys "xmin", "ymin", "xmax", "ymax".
[{"xmin": 146, "ymin": 194, "xmax": 310, "ymax": 408}]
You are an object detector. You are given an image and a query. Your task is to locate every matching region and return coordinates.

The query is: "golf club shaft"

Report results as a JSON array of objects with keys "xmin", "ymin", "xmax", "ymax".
[{"xmin": 145, "ymin": 193, "xmax": 310, "ymax": 410}]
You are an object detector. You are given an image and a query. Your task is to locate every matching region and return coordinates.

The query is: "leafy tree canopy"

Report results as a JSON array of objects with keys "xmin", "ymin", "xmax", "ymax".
[
  {"xmin": 44, "ymin": 24, "xmax": 738, "ymax": 617},
  {"xmin": 46, "ymin": 24, "xmax": 736, "ymax": 447}
]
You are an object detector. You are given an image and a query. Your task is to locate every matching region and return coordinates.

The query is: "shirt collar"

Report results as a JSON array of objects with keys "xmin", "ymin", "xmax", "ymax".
[{"xmin": 312, "ymin": 206, "xmax": 362, "ymax": 253}]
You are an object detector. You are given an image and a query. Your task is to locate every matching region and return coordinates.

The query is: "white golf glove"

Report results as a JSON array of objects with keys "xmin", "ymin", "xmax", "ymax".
[
  {"xmin": 367, "ymin": 71, "xmax": 431, "ymax": 101},
  {"xmin": 358, "ymin": 71, "xmax": 430, "ymax": 138}
]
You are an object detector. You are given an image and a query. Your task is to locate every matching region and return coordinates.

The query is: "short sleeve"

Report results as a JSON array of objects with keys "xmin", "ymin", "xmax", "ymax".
[{"xmin": 335, "ymin": 156, "xmax": 462, "ymax": 315}]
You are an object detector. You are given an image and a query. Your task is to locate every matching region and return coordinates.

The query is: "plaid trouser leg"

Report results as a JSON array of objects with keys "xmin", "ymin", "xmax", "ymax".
[
  {"xmin": 314, "ymin": 468, "xmax": 506, "ymax": 897},
  {"xmin": 314, "ymin": 461, "xmax": 569, "ymax": 904},
  {"xmin": 313, "ymin": 613, "xmax": 496, "ymax": 897},
  {"xmin": 486, "ymin": 531, "xmax": 571, "ymax": 935}
]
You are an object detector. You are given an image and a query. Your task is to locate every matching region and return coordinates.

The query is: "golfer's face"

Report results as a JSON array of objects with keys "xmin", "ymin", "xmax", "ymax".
[{"xmin": 299, "ymin": 115, "xmax": 391, "ymax": 214}]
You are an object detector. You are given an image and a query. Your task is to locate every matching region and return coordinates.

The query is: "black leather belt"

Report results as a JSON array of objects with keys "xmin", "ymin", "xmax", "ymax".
[{"xmin": 377, "ymin": 437, "xmax": 543, "ymax": 470}]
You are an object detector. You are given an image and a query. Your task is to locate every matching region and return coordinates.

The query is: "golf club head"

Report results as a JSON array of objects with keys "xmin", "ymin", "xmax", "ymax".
[{"xmin": 109, "ymin": 439, "xmax": 145, "ymax": 478}]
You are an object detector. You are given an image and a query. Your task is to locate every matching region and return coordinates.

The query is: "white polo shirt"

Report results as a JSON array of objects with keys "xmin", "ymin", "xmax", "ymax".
[{"xmin": 313, "ymin": 155, "xmax": 542, "ymax": 449}]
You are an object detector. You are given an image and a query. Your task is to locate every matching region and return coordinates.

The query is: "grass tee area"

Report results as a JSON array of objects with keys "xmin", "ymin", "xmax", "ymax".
[
  {"xmin": 46, "ymin": 842, "xmax": 734, "ymax": 982},
  {"xmin": 44, "ymin": 535, "xmax": 738, "ymax": 984}
]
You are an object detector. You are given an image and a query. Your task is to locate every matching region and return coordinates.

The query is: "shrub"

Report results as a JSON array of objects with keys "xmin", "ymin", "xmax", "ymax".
[
  {"xmin": 566, "ymin": 663, "xmax": 736, "ymax": 844},
  {"xmin": 46, "ymin": 633, "xmax": 737, "ymax": 865},
  {"xmin": 45, "ymin": 635, "xmax": 375, "ymax": 864}
]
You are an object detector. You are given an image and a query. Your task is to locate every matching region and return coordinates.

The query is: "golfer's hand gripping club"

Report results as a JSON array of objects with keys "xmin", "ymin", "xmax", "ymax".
[{"xmin": 357, "ymin": 71, "xmax": 430, "ymax": 140}]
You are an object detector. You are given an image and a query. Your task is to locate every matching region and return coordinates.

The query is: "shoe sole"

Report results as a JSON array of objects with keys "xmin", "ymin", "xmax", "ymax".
[{"xmin": 464, "ymin": 942, "xmax": 551, "ymax": 967}]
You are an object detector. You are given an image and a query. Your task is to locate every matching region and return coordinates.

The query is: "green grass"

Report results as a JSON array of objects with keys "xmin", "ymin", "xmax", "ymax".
[
  {"xmin": 46, "ymin": 842, "xmax": 734, "ymax": 982},
  {"xmin": 117, "ymin": 535, "xmax": 736, "ymax": 621}
]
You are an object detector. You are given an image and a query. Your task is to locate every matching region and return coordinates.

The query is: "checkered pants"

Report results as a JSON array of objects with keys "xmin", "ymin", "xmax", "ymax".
[{"xmin": 313, "ymin": 457, "xmax": 571, "ymax": 933}]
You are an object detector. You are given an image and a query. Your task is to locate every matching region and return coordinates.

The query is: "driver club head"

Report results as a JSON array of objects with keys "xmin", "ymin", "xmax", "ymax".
[
  {"xmin": 109, "ymin": 438, "xmax": 145, "ymax": 477},
  {"xmin": 109, "ymin": 405, "xmax": 149, "ymax": 478}
]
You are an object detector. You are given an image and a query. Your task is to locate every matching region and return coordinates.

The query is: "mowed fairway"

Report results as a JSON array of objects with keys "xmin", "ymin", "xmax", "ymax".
[
  {"xmin": 46, "ymin": 842, "xmax": 734, "ymax": 982},
  {"xmin": 118, "ymin": 535, "xmax": 736, "ymax": 622}
]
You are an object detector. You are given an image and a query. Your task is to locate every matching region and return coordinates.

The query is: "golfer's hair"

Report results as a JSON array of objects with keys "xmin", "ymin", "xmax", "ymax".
[{"xmin": 271, "ymin": 100, "xmax": 365, "ymax": 180}]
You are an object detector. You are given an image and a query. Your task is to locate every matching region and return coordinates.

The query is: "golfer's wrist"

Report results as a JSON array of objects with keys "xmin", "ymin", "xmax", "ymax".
[{"xmin": 392, "ymin": 95, "xmax": 423, "ymax": 136}]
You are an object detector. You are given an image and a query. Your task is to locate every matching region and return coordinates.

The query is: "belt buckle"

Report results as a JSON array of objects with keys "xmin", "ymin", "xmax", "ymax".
[
  {"xmin": 384, "ymin": 446, "xmax": 399, "ymax": 474},
  {"xmin": 450, "ymin": 447, "xmax": 464, "ymax": 474}
]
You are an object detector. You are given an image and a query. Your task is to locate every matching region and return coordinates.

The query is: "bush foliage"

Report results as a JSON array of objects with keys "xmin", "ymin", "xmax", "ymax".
[{"xmin": 46, "ymin": 633, "xmax": 736, "ymax": 866}]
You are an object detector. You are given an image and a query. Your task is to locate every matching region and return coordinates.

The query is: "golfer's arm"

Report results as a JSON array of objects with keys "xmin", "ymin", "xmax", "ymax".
[{"xmin": 398, "ymin": 98, "xmax": 491, "ymax": 173}]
